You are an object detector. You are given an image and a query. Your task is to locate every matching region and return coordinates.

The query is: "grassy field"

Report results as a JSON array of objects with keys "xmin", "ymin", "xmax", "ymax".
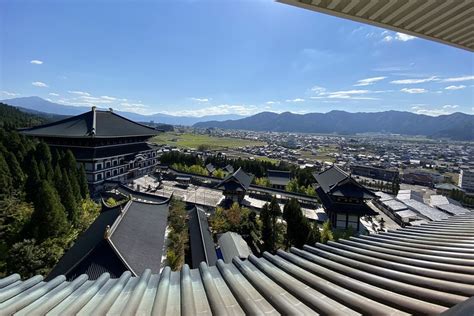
[{"xmin": 151, "ymin": 132, "xmax": 266, "ymax": 150}]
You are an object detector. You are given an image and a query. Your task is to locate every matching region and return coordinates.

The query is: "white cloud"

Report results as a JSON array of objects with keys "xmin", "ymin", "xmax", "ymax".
[
  {"xmin": 68, "ymin": 90, "xmax": 90, "ymax": 96},
  {"xmin": 390, "ymin": 76, "xmax": 438, "ymax": 84},
  {"xmin": 395, "ymin": 32, "xmax": 416, "ymax": 41},
  {"xmin": 411, "ymin": 105, "xmax": 458, "ymax": 116},
  {"xmin": 401, "ymin": 88, "xmax": 428, "ymax": 94},
  {"xmin": 354, "ymin": 76, "xmax": 386, "ymax": 86},
  {"xmin": 190, "ymin": 97, "xmax": 210, "ymax": 102},
  {"xmin": 285, "ymin": 98, "xmax": 304, "ymax": 103},
  {"xmin": 1, "ymin": 91, "xmax": 19, "ymax": 96},
  {"xmin": 441, "ymin": 75, "xmax": 474, "ymax": 83},
  {"xmin": 310, "ymin": 89, "xmax": 383, "ymax": 100},
  {"xmin": 165, "ymin": 104, "xmax": 259, "ymax": 117},
  {"xmin": 445, "ymin": 85, "xmax": 466, "ymax": 90},
  {"xmin": 100, "ymin": 95, "xmax": 117, "ymax": 101},
  {"xmin": 30, "ymin": 60, "xmax": 43, "ymax": 65},
  {"xmin": 383, "ymin": 32, "xmax": 417, "ymax": 42},
  {"xmin": 310, "ymin": 86, "xmax": 326, "ymax": 94},
  {"xmin": 266, "ymin": 101, "xmax": 278, "ymax": 105},
  {"xmin": 49, "ymin": 92, "xmax": 60, "ymax": 96},
  {"xmin": 285, "ymin": 98, "xmax": 305, "ymax": 103},
  {"xmin": 32, "ymin": 81, "xmax": 48, "ymax": 88}
]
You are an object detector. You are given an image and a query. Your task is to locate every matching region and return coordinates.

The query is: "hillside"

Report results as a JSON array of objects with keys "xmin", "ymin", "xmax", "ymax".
[
  {"xmin": 194, "ymin": 110, "xmax": 474, "ymax": 140},
  {"xmin": 2, "ymin": 97, "xmax": 246, "ymax": 126}
]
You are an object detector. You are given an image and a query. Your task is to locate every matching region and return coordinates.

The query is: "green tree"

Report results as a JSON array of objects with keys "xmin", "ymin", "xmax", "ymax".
[
  {"xmin": 25, "ymin": 158, "xmax": 41, "ymax": 202},
  {"xmin": 286, "ymin": 179, "xmax": 299, "ymax": 193},
  {"xmin": 320, "ymin": 220, "xmax": 334, "ymax": 244},
  {"xmin": 78, "ymin": 164, "xmax": 89, "ymax": 198},
  {"xmin": 0, "ymin": 153, "xmax": 12, "ymax": 196},
  {"xmin": 283, "ymin": 198, "xmax": 318, "ymax": 248},
  {"xmin": 30, "ymin": 181, "xmax": 69, "ymax": 242},
  {"xmin": 210, "ymin": 207, "xmax": 229, "ymax": 234},
  {"xmin": 255, "ymin": 177, "xmax": 271, "ymax": 187},
  {"xmin": 261, "ymin": 196, "xmax": 282, "ymax": 253},
  {"xmin": 4, "ymin": 152, "xmax": 24, "ymax": 189},
  {"xmin": 60, "ymin": 173, "xmax": 79, "ymax": 226},
  {"xmin": 213, "ymin": 169, "xmax": 225, "ymax": 179}
]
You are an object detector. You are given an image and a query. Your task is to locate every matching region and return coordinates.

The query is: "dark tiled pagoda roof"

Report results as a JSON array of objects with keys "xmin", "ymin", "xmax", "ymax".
[
  {"xmin": 108, "ymin": 200, "xmax": 169, "ymax": 275},
  {"xmin": 188, "ymin": 207, "xmax": 217, "ymax": 268},
  {"xmin": 216, "ymin": 167, "xmax": 253, "ymax": 191},
  {"xmin": 20, "ymin": 108, "xmax": 159, "ymax": 138},
  {"xmin": 2, "ymin": 212, "xmax": 473, "ymax": 315},
  {"xmin": 205, "ymin": 163, "xmax": 215, "ymax": 173},
  {"xmin": 316, "ymin": 186, "xmax": 378, "ymax": 215},
  {"xmin": 313, "ymin": 165, "xmax": 376, "ymax": 199},
  {"xmin": 267, "ymin": 169, "xmax": 291, "ymax": 186},
  {"xmin": 46, "ymin": 198, "xmax": 169, "ymax": 281}
]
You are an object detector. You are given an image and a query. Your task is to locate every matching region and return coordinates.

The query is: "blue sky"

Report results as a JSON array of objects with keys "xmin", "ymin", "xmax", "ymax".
[{"xmin": 1, "ymin": 0, "xmax": 473, "ymax": 117}]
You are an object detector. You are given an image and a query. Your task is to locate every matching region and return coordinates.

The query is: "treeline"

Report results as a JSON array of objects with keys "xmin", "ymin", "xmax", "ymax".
[
  {"xmin": 0, "ymin": 103, "xmax": 100, "ymax": 277},
  {"xmin": 210, "ymin": 197, "xmax": 351, "ymax": 255},
  {"xmin": 160, "ymin": 151, "xmax": 320, "ymax": 191},
  {"xmin": 449, "ymin": 189, "xmax": 474, "ymax": 208}
]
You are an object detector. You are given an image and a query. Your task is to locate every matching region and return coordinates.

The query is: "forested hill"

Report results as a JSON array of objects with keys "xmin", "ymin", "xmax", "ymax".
[
  {"xmin": 0, "ymin": 102, "xmax": 49, "ymax": 128},
  {"xmin": 0, "ymin": 102, "xmax": 100, "ymax": 278},
  {"xmin": 194, "ymin": 110, "xmax": 474, "ymax": 141}
]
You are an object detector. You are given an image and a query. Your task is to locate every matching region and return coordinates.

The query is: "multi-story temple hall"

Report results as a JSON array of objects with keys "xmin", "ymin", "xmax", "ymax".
[
  {"xmin": 313, "ymin": 165, "xmax": 377, "ymax": 231},
  {"xmin": 20, "ymin": 107, "xmax": 159, "ymax": 192}
]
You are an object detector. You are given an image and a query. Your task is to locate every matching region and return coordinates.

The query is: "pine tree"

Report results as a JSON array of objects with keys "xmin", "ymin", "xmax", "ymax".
[
  {"xmin": 0, "ymin": 152, "xmax": 12, "ymax": 196},
  {"xmin": 25, "ymin": 158, "xmax": 41, "ymax": 202},
  {"xmin": 283, "ymin": 198, "xmax": 301, "ymax": 247},
  {"xmin": 4, "ymin": 152, "xmax": 24, "ymax": 189},
  {"xmin": 30, "ymin": 181, "xmax": 69, "ymax": 241},
  {"xmin": 78, "ymin": 164, "xmax": 89, "ymax": 198},
  {"xmin": 260, "ymin": 203, "xmax": 273, "ymax": 252},
  {"xmin": 60, "ymin": 172, "xmax": 79, "ymax": 226}
]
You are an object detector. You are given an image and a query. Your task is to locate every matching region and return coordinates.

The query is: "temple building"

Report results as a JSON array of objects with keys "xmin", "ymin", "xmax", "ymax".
[
  {"xmin": 216, "ymin": 167, "xmax": 253, "ymax": 206},
  {"xmin": 47, "ymin": 196, "xmax": 170, "ymax": 280},
  {"xmin": 20, "ymin": 107, "xmax": 160, "ymax": 192},
  {"xmin": 267, "ymin": 169, "xmax": 291, "ymax": 190},
  {"xmin": 313, "ymin": 165, "xmax": 376, "ymax": 230}
]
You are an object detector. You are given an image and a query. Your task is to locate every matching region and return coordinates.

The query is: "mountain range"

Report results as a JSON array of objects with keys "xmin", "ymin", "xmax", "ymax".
[
  {"xmin": 3, "ymin": 97, "xmax": 473, "ymax": 140},
  {"xmin": 1, "ymin": 97, "xmax": 246, "ymax": 126},
  {"xmin": 194, "ymin": 111, "xmax": 474, "ymax": 140}
]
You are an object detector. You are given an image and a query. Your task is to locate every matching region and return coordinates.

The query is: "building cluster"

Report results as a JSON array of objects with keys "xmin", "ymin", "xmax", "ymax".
[{"xmin": 7, "ymin": 108, "xmax": 472, "ymax": 316}]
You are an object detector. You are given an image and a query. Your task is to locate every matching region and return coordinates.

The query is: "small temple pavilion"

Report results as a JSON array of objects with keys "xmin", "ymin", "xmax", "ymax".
[
  {"xmin": 20, "ymin": 107, "xmax": 159, "ymax": 192},
  {"xmin": 313, "ymin": 165, "xmax": 376, "ymax": 231},
  {"xmin": 216, "ymin": 167, "xmax": 253, "ymax": 206}
]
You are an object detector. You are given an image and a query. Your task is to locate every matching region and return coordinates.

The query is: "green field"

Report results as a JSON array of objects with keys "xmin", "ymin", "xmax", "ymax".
[{"xmin": 151, "ymin": 132, "xmax": 266, "ymax": 150}]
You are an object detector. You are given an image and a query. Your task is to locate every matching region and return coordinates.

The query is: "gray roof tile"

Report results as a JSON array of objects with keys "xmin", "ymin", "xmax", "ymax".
[{"xmin": 1, "ymin": 213, "xmax": 473, "ymax": 315}]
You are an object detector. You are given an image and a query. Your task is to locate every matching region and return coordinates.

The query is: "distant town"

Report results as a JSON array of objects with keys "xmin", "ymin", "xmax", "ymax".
[{"xmin": 1, "ymin": 0, "xmax": 473, "ymax": 314}]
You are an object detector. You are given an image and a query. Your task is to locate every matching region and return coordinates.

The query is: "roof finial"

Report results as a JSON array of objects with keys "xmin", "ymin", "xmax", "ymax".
[
  {"xmin": 109, "ymin": 108, "xmax": 113, "ymax": 112},
  {"xmin": 92, "ymin": 106, "xmax": 96, "ymax": 111}
]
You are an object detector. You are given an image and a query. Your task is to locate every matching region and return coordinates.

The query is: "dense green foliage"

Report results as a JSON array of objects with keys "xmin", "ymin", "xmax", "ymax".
[
  {"xmin": 161, "ymin": 152, "xmax": 320, "ymax": 193},
  {"xmin": 449, "ymin": 189, "xmax": 474, "ymax": 208},
  {"xmin": 261, "ymin": 197, "xmax": 284, "ymax": 253},
  {"xmin": 166, "ymin": 197, "xmax": 188, "ymax": 271},
  {"xmin": 283, "ymin": 199, "xmax": 319, "ymax": 248},
  {"xmin": 0, "ymin": 103, "xmax": 100, "ymax": 278}
]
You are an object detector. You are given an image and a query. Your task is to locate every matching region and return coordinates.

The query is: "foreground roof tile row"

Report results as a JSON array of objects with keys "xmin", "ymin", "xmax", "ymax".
[{"xmin": 1, "ymin": 212, "xmax": 473, "ymax": 315}]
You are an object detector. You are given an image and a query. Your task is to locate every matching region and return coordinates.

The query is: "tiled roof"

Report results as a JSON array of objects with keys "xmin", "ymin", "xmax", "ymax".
[
  {"xmin": 188, "ymin": 207, "xmax": 218, "ymax": 268},
  {"xmin": 20, "ymin": 108, "xmax": 159, "ymax": 138},
  {"xmin": 267, "ymin": 169, "xmax": 291, "ymax": 186},
  {"xmin": 1, "ymin": 212, "xmax": 473, "ymax": 315},
  {"xmin": 216, "ymin": 167, "xmax": 253, "ymax": 191},
  {"xmin": 313, "ymin": 165, "xmax": 375, "ymax": 199},
  {"xmin": 46, "ymin": 199, "xmax": 169, "ymax": 281}
]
